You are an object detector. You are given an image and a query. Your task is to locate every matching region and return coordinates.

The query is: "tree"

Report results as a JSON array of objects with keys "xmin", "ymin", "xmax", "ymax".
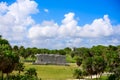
[
  {"xmin": 58, "ymin": 49, "xmax": 66, "ymax": 55},
  {"xmin": 13, "ymin": 45, "xmax": 19, "ymax": 51},
  {"xmin": 75, "ymin": 57, "xmax": 82, "ymax": 67},
  {"xmin": 83, "ymin": 57, "xmax": 93, "ymax": 79},
  {"xmin": 15, "ymin": 62, "xmax": 25, "ymax": 74},
  {"xmin": 0, "ymin": 35, "xmax": 2, "ymax": 38},
  {"xmin": 64, "ymin": 47, "xmax": 72, "ymax": 54},
  {"xmin": 108, "ymin": 56, "xmax": 120, "ymax": 80},
  {"xmin": 19, "ymin": 46, "xmax": 26, "ymax": 58},
  {"xmin": 72, "ymin": 47, "xmax": 90, "ymax": 59},
  {"xmin": 0, "ymin": 36, "xmax": 12, "ymax": 79},
  {"xmin": 0, "ymin": 36, "xmax": 19, "ymax": 79},
  {"xmin": 2, "ymin": 51, "xmax": 19, "ymax": 79},
  {"xmin": 92, "ymin": 56, "xmax": 106, "ymax": 78},
  {"xmin": 113, "ymin": 66, "xmax": 120, "ymax": 79}
]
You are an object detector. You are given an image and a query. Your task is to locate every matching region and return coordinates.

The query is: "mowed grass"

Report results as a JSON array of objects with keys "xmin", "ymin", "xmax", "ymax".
[{"xmin": 22, "ymin": 62, "xmax": 77, "ymax": 80}]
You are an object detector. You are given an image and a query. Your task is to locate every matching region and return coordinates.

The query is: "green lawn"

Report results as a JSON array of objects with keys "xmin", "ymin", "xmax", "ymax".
[{"xmin": 19, "ymin": 63, "xmax": 77, "ymax": 80}]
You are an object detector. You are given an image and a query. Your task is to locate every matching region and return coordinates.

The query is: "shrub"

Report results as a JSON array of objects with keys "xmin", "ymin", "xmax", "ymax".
[
  {"xmin": 0, "ymin": 74, "xmax": 41, "ymax": 80},
  {"xmin": 107, "ymin": 74, "xmax": 116, "ymax": 80},
  {"xmin": 73, "ymin": 68, "xmax": 83, "ymax": 79}
]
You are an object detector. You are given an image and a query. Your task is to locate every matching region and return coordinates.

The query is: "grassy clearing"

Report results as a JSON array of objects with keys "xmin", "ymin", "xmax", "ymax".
[
  {"xmin": 12, "ymin": 62, "xmax": 78, "ymax": 80},
  {"xmin": 25, "ymin": 63, "xmax": 77, "ymax": 80}
]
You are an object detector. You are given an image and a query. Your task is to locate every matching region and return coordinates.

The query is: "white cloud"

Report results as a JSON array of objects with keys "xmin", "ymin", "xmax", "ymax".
[
  {"xmin": 28, "ymin": 21, "xmax": 59, "ymax": 39},
  {"xmin": 58, "ymin": 12, "xmax": 79, "ymax": 37},
  {"xmin": 113, "ymin": 25, "xmax": 120, "ymax": 35},
  {"xmin": 44, "ymin": 9, "xmax": 49, "ymax": 13},
  {"xmin": 28, "ymin": 12, "xmax": 117, "ymax": 49},
  {"xmin": 0, "ymin": 2, "xmax": 8, "ymax": 15},
  {"xmin": 0, "ymin": 0, "xmax": 38, "ymax": 46},
  {"xmin": 0, "ymin": 0, "xmax": 120, "ymax": 49},
  {"xmin": 79, "ymin": 15, "xmax": 113, "ymax": 37}
]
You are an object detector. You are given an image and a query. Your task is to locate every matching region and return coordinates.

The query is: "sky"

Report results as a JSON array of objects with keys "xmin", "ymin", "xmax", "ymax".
[{"xmin": 0, "ymin": 0, "xmax": 120, "ymax": 49}]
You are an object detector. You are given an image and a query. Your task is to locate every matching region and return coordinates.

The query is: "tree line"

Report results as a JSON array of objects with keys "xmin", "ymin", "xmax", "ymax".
[{"xmin": 0, "ymin": 35, "xmax": 120, "ymax": 79}]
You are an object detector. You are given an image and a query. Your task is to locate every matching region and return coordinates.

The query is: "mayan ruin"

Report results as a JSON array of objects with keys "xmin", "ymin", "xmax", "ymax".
[{"xmin": 34, "ymin": 54, "xmax": 67, "ymax": 65}]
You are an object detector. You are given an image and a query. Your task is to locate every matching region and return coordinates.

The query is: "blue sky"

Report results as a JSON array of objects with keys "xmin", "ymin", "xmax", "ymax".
[
  {"xmin": 3, "ymin": 0, "xmax": 120, "ymax": 25},
  {"xmin": 36, "ymin": 0, "xmax": 120, "ymax": 25},
  {"xmin": 0, "ymin": 0, "xmax": 120, "ymax": 49}
]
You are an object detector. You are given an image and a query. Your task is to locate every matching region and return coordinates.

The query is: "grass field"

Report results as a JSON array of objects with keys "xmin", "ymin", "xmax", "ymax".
[{"xmin": 13, "ymin": 62, "xmax": 78, "ymax": 80}]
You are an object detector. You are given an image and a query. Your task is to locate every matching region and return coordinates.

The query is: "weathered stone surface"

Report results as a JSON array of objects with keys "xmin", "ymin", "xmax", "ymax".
[{"xmin": 33, "ymin": 54, "xmax": 67, "ymax": 65}]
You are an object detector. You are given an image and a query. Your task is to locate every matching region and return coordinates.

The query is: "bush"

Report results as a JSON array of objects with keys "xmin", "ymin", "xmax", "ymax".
[
  {"xmin": 0, "ymin": 74, "xmax": 41, "ymax": 80},
  {"xmin": 82, "ymin": 70, "xmax": 89, "ymax": 76},
  {"xmin": 73, "ymin": 68, "xmax": 83, "ymax": 79},
  {"xmin": 0, "ymin": 67, "xmax": 41, "ymax": 80},
  {"xmin": 107, "ymin": 74, "xmax": 116, "ymax": 80},
  {"xmin": 25, "ymin": 68, "xmax": 37, "ymax": 76}
]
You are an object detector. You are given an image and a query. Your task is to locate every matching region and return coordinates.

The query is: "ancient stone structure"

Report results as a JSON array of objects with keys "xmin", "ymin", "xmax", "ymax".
[{"xmin": 34, "ymin": 54, "xmax": 67, "ymax": 65}]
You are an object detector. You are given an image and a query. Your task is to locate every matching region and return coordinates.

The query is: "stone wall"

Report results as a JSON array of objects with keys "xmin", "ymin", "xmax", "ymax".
[{"xmin": 34, "ymin": 54, "xmax": 67, "ymax": 65}]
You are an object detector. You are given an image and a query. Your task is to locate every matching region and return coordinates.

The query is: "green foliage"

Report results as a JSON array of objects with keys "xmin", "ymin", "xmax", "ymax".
[
  {"xmin": 82, "ymin": 57, "xmax": 93, "ymax": 76},
  {"xmin": 0, "ymin": 38, "xmax": 9, "ymax": 45},
  {"xmin": 73, "ymin": 68, "xmax": 83, "ymax": 79},
  {"xmin": 58, "ymin": 49, "xmax": 66, "ymax": 55},
  {"xmin": 0, "ymin": 36, "xmax": 20, "ymax": 80},
  {"xmin": 0, "ymin": 74, "xmax": 41, "ymax": 80},
  {"xmin": 92, "ymin": 56, "xmax": 107, "ymax": 74},
  {"xmin": 107, "ymin": 74, "xmax": 116, "ymax": 80},
  {"xmin": 82, "ymin": 56, "xmax": 107, "ymax": 79},
  {"xmin": 75, "ymin": 56, "xmax": 82, "ymax": 66},
  {"xmin": 66, "ymin": 54, "xmax": 76, "ymax": 63},
  {"xmin": 15, "ymin": 62, "xmax": 25, "ymax": 74},
  {"xmin": 111, "ymin": 67, "xmax": 120, "ymax": 80},
  {"xmin": 25, "ymin": 68, "xmax": 37, "ymax": 77}
]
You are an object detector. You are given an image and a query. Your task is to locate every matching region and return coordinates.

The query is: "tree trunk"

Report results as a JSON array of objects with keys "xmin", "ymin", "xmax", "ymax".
[
  {"xmin": 100, "ymin": 73, "xmax": 102, "ymax": 78},
  {"xmin": 91, "ymin": 74, "xmax": 92, "ymax": 80},
  {"xmin": 96, "ymin": 74, "xmax": 97, "ymax": 80}
]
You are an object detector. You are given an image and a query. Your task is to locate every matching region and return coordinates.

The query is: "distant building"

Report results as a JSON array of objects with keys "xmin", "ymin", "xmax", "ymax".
[{"xmin": 34, "ymin": 54, "xmax": 67, "ymax": 65}]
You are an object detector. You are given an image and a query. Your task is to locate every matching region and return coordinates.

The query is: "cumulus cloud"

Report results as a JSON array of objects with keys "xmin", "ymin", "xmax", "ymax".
[
  {"xmin": 0, "ymin": 0, "xmax": 38, "ymax": 43},
  {"xmin": 0, "ymin": 0, "xmax": 120, "ymax": 49},
  {"xmin": 28, "ymin": 12, "xmax": 118, "ymax": 49},
  {"xmin": 79, "ymin": 15, "xmax": 113, "ymax": 37},
  {"xmin": 28, "ymin": 21, "xmax": 59, "ymax": 39},
  {"xmin": 58, "ymin": 12, "xmax": 78, "ymax": 37}
]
